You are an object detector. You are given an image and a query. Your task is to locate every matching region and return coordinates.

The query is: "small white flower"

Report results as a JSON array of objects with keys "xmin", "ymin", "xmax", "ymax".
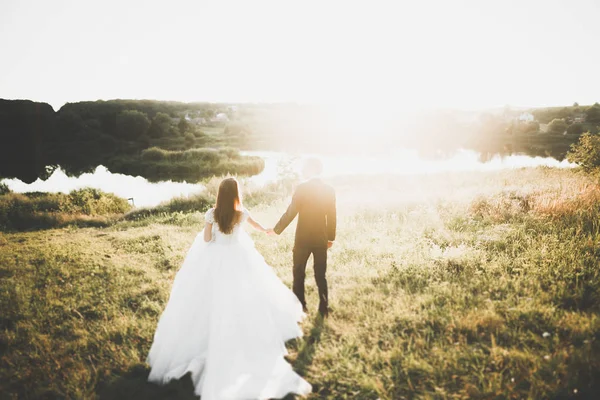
[
  {"xmin": 574, "ymin": 389, "xmax": 578, "ymax": 394},
  {"xmin": 511, "ymin": 378, "xmax": 515, "ymax": 383},
  {"xmin": 543, "ymin": 332, "xmax": 551, "ymax": 338},
  {"xmin": 544, "ymin": 355, "xmax": 550, "ymax": 360}
]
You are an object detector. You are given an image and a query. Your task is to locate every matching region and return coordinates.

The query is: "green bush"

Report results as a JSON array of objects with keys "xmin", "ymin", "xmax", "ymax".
[
  {"xmin": 567, "ymin": 132, "xmax": 600, "ymax": 171},
  {"xmin": 192, "ymin": 129, "xmax": 207, "ymax": 138},
  {"xmin": 116, "ymin": 110, "xmax": 151, "ymax": 140},
  {"xmin": 140, "ymin": 147, "xmax": 166, "ymax": 162},
  {"xmin": 0, "ymin": 188, "xmax": 131, "ymax": 231},
  {"xmin": 184, "ymin": 132, "xmax": 195, "ymax": 148},
  {"xmin": 148, "ymin": 112, "xmax": 173, "ymax": 138},
  {"xmin": 547, "ymin": 118, "xmax": 568, "ymax": 135}
]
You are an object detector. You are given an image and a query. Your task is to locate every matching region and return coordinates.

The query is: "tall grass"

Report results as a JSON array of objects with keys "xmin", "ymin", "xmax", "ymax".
[
  {"xmin": 107, "ymin": 147, "xmax": 265, "ymax": 182},
  {"xmin": 0, "ymin": 188, "xmax": 131, "ymax": 231},
  {"xmin": 1, "ymin": 168, "xmax": 599, "ymax": 399}
]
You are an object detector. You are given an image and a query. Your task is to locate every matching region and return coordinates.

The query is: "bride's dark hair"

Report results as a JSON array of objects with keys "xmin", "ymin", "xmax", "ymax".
[{"xmin": 214, "ymin": 178, "xmax": 243, "ymax": 234}]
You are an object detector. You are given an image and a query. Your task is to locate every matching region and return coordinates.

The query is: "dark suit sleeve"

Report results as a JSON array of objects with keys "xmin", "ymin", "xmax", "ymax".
[
  {"xmin": 326, "ymin": 189, "xmax": 336, "ymax": 241},
  {"xmin": 273, "ymin": 189, "xmax": 300, "ymax": 235}
]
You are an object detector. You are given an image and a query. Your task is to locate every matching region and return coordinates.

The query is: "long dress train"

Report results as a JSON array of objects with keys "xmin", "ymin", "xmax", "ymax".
[{"xmin": 147, "ymin": 208, "xmax": 312, "ymax": 399}]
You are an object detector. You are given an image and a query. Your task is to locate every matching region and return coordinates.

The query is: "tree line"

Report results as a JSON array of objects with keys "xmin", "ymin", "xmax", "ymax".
[{"xmin": 0, "ymin": 99, "xmax": 234, "ymax": 182}]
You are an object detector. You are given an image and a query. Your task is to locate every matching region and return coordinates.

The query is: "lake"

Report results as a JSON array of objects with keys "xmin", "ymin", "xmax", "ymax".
[{"xmin": 0, "ymin": 149, "xmax": 575, "ymax": 207}]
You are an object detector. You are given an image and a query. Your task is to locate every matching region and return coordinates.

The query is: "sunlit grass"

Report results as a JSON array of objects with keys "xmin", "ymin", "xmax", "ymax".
[{"xmin": 1, "ymin": 167, "xmax": 599, "ymax": 399}]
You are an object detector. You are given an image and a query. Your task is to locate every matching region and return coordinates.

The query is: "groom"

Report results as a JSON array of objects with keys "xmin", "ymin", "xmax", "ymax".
[{"xmin": 269, "ymin": 158, "xmax": 336, "ymax": 317}]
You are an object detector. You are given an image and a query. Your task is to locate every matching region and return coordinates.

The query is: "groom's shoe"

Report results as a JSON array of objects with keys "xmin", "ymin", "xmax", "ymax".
[{"xmin": 319, "ymin": 307, "xmax": 332, "ymax": 318}]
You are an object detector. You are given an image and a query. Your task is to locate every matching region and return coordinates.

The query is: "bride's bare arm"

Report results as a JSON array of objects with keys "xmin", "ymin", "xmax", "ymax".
[
  {"xmin": 247, "ymin": 216, "xmax": 268, "ymax": 233},
  {"xmin": 203, "ymin": 222, "xmax": 213, "ymax": 242}
]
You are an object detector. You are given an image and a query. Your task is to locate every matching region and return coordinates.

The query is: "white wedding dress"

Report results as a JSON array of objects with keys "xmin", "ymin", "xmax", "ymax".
[{"xmin": 147, "ymin": 208, "xmax": 312, "ymax": 399}]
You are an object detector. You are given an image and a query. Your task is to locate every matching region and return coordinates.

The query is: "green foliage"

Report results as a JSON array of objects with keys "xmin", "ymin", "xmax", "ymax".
[
  {"xmin": 148, "ymin": 112, "xmax": 173, "ymax": 138},
  {"xmin": 137, "ymin": 134, "xmax": 151, "ymax": 148},
  {"xmin": 567, "ymin": 132, "xmax": 600, "ymax": 171},
  {"xmin": 178, "ymin": 117, "xmax": 189, "ymax": 134},
  {"xmin": 184, "ymin": 132, "xmax": 195, "ymax": 148},
  {"xmin": 116, "ymin": 110, "xmax": 151, "ymax": 140},
  {"xmin": 547, "ymin": 118, "xmax": 568, "ymax": 135},
  {"xmin": 0, "ymin": 188, "xmax": 131, "ymax": 231},
  {"xmin": 567, "ymin": 123, "xmax": 585, "ymax": 135},
  {"xmin": 192, "ymin": 129, "xmax": 207, "ymax": 138},
  {"xmin": 533, "ymin": 105, "xmax": 579, "ymax": 124},
  {"xmin": 586, "ymin": 103, "xmax": 600, "ymax": 124}
]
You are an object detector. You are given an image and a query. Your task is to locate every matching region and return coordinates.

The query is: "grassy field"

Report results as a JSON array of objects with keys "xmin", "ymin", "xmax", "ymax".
[{"xmin": 1, "ymin": 168, "xmax": 599, "ymax": 399}]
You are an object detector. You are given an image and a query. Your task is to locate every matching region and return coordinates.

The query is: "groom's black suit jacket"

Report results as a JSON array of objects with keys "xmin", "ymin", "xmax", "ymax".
[{"xmin": 273, "ymin": 178, "xmax": 336, "ymax": 248}]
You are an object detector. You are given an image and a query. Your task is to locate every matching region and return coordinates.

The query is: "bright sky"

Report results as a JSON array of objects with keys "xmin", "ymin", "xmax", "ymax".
[{"xmin": 1, "ymin": 0, "xmax": 598, "ymax": 111}]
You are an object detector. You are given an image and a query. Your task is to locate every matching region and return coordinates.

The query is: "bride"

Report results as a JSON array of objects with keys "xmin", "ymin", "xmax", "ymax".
[{"xmin": 146, "ymin": 177, "xmax": 312, "ymax": 399}]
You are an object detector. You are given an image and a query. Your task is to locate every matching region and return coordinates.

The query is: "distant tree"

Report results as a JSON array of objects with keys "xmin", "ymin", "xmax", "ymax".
[
  {"xmin": 573, "ymin": 102, "xmax": 579, "ymax": 107},
  {"xmin": 184, "ymin": 132, "xmax": 195, "ymax": 148},
  {"xmin": 137, "ymin": 134, "xmax": 151, "ymax": 148},
  {"xmin": 84, "ymin": 118, "xmax": 102, "ymax": 131},
  {"xmin": 567, "ymin": 123, "xmax": 585, "ymax": 135},
  {"xmin": 116, "ymin": 110, "xmax": 150, "ymax": 140},
  {"xmin": 178, "ymin": 117, "xmax": 189, "ymax": 134},
  {"xmin": 586, "ymin": 103, "xmax": 600, "ymax": 124},
  {"xmin": 547, "ymin": 118, "xmax": 568, "ymax": 135},
  {"xmin": 148, "ymin": 112, "xmax": 173, "ymax": 138},
  {"xmin": 56, "ymin": 111, "xmax": 85, "ymax": 137},
  {"xmin": 169, "ymin": 126, "xmax": 180, "ymax": 137},
  {"xmin": 558, "ymin": 107, "xmax": 570, "ymax": 119},
  {"xmin": 567, "ymin": 132, "xmax": 600, "ymax": 171},
  {"xmin": 193, "ymin": 129, "xmax": 207, "ymax": 139}
]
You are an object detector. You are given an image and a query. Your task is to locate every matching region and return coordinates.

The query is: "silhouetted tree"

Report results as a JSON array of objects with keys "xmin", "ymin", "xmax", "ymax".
[
  {"xmin": 0, "ymin": 100, "xmax": 55, "ymax": 182},
  {"xmin": 116, "ymin": 110, "xmax": 150, "ymax": 140},
  {"xmin": 148, "ymin": 112, "xmax": 173, "ymax": 138}
]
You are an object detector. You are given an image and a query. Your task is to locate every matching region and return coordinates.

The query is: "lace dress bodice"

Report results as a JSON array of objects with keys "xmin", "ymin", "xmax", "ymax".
[{"xmin": 204, "ymin": 208, "xmax": 250, "ymax": 244}]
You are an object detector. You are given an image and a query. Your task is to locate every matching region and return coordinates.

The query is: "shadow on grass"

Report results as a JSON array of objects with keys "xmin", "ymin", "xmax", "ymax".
[
  {"xmin": 98, "ymin": 317, "xmax": 325, "ymax": 400},
  {"xmin": 284, "ymin": 314, "xmax": 326, "ymax": 399},
  {"xmin": 294, "ymin": 315, "xmax": 325, "ymax": 375},
  {"xmin": 97, "ymin": 364, "xmax": 198, "ymax": 400}
]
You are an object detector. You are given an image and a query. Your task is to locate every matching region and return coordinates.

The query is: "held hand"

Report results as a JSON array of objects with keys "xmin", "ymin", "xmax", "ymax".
[
  {"xmin": 265, "ymin": 228, "xmax": 276, "ymax": 236},
  {"xmin": 327, "ymin": 241, "xmax": 334, "ymax": 249}
]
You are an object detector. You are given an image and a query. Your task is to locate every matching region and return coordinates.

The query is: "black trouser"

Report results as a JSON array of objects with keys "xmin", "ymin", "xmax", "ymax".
[{"xmin": 292, "ymin": 245, "xmax": 328, "ymax": 314}]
